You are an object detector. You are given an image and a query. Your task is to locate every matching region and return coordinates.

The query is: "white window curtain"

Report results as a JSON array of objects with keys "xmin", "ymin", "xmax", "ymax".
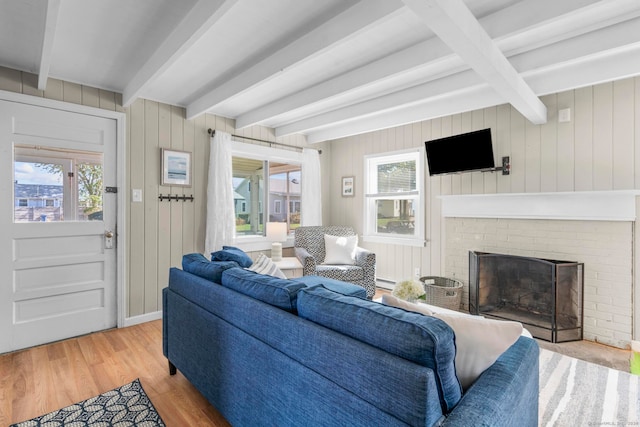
[
  {"xmin": 301, "ymin": 147, "xmax": 322, "ymax": 226},
  {"xmin": 205, "ymin": 131, "xmax": 235, "ymax": 255}
]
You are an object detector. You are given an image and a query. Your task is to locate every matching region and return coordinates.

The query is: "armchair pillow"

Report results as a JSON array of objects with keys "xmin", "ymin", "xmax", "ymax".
[{"xmin": 323, "ymin": 234, "xmax": 357, "ymax": 265}]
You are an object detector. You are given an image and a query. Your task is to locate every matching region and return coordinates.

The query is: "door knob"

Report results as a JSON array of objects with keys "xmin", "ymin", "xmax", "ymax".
[{"xmin": 105, "ymin": 230, "xmax": 114, "ymax": 249}]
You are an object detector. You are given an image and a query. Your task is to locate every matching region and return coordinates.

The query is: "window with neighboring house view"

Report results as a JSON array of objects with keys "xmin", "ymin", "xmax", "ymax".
[
  {"xmin": 232, "ymin": 154, "xmax": 302, "ymax": 237},
  {"xmin": 13, "ymin": 146, "xmax": 103, "ymax": 222},
  {"xmin": 363, "ymin": 148, "xmax": 425, "ymax": 247}
]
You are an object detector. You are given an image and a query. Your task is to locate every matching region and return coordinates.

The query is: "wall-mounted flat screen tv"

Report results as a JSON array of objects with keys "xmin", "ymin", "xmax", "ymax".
[{"xmin": 425, "ymin": 128, "xmax": 495, "ymax": 176}]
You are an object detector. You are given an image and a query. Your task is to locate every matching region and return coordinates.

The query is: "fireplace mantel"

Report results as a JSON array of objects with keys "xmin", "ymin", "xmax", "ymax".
[{"xmin": 440, "ymin": 190, "xmax": 640, "ymax": 221}]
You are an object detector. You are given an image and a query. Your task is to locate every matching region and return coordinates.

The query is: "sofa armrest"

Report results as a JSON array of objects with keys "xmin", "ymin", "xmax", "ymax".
[
  {"xmin": 441, "ymin": 336, "xmax": 539, "ymax": 427},
  {"xmin": 295, "ymin": 247, "xmax": 317, "ymax": 276}
]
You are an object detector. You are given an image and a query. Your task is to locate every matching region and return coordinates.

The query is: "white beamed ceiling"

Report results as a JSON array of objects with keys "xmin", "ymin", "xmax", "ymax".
[{"xmin": 1, "ymin": 0, "xmax": 639, "ymax": 144}]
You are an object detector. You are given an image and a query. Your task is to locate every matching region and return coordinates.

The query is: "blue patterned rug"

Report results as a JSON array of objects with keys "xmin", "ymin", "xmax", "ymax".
[{"xmin": 10, "ymin": 378, "xmax": 165, "ymax": 427}]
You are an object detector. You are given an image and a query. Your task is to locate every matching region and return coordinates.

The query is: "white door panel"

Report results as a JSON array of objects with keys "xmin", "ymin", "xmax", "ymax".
[{"xmin": 0, "ymin": 100, "xmax": 117, "ymax": 353}]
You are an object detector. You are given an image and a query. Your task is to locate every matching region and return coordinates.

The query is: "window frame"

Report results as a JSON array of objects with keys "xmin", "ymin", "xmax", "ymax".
[
  {"xmin": 230, "ymin": 140, "xmax": 304, "ymax": 252},
  {"xmin": 363, "ymin": 147, "xmax": 426, "ymax": 247}
]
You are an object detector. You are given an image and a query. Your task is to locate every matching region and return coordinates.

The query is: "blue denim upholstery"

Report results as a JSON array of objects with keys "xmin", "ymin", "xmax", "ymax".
[
  {"xmin": 211, "ymin": 246, "xmax": 253, "ymax": 267},
  {"xmin": 297, "ymin": 285, "xmax": 461, "ymax": 413},
  {"xmin": 292, "ymin": 275, "xmax": 367, "ymax": 299},
  {"xmin": 163, "ymin": 267, "xmax": 540, "ymax": 427},
  {"xmin": 182, "ymin": 253, "xmax": 238, "ymax": 283},
  {"xmin": 221, "ymin": 267, "xmax": 306, "ymax": 312}
]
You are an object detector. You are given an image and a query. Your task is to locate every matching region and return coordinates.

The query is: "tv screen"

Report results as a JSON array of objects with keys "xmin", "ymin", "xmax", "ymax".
[{"xmin": 425, "ymin": 128, "xmax": 495, "ymax": 176}]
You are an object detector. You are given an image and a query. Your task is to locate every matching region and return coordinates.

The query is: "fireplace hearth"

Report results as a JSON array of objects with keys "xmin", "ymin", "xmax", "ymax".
[{"xmin": 469, "ymin": 251, "xmax": 584, "ymax": 343}]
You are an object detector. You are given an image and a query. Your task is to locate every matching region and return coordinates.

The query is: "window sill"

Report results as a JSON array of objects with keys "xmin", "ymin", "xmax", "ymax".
[{"xmin": 233, "ymin": 236, "xmax": 294, "ymax": 253}]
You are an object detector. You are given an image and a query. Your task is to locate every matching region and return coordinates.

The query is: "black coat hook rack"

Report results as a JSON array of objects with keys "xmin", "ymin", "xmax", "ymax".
[{"xmin": 158, "ymin": 194, "xmax": 194, "ymax": 202}]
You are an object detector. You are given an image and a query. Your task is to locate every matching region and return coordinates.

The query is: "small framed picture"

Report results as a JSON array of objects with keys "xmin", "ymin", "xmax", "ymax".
[
  {"xmin": 161, "ymin": 149, "xmax": 192, "ymax": 187},
  {"xmin": 342, "ymin": 176, "xmax": 354, "ymax": 197}
]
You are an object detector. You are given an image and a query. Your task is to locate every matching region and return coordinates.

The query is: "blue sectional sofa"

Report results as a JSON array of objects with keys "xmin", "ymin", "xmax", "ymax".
[{"xmin": 163, "ymin": 253, "xmax": 539, "ymax": 426}]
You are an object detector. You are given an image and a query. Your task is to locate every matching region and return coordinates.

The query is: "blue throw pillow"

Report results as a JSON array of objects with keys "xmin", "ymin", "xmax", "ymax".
[
  {"xmin": 211, "ymin": 246, "xmax": 253, "ymax": 268},
  {"xmin": 182, "ymin": 253, "xmax": 238, "ymax": 283}
]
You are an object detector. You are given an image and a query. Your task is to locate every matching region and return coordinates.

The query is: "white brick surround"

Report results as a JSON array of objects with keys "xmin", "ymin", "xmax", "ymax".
[{"xmin": 441, "ymin": 191, "xmax": 640, "ymax": 349}]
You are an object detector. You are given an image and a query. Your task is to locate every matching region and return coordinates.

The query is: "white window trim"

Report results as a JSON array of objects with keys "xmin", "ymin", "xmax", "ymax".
[
  {"xmin": 363, "ymin": 147, "xmax": 426, "ymax": 247},
  {"xmin": 230, "ymin": 140, "xmax": 303, "ymax": 252}
]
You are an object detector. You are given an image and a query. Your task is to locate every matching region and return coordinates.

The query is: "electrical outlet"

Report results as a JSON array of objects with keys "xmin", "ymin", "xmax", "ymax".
[{"xmin": 414, "ymin": 267, "xmax": 420, "ymax": 278}]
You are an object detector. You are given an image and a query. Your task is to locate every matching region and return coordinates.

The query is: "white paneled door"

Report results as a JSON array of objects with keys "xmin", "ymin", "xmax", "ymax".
[{"xmin": 0, "ymin": 100, "xmax": 117, "ymax": 353}]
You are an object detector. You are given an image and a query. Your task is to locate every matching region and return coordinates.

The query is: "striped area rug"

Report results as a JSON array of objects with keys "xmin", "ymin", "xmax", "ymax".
[{"xmin": 539, "ymin": 348, "xmax": 639, "ymax": 426}]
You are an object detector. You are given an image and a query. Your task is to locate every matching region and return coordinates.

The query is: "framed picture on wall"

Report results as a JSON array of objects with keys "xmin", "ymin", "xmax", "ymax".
[
  {"xmin": 342, "ymin": 176, "xmax": 354, "ymax": 197},
  {"xmin": 161, "ymin": 149, "xmax": 192, "ymax": 187}
]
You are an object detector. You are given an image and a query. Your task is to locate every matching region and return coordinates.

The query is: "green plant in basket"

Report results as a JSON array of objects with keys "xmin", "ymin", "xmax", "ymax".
[{"xmin": 392, "ymin": 279, "xmax": 425, "ymax": 302}]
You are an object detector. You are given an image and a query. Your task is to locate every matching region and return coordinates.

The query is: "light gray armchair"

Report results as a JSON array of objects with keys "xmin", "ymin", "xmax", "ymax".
[{"xmin": 294, "ymin": 226, "xmax": 376, "ymax": 299}]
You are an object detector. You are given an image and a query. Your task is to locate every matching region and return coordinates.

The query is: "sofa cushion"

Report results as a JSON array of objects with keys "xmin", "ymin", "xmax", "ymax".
[
  {"xmin": 182, "ymin": 253, "xmax": 238, "ymax": 283},
  {"xmin": 297, "ymin": 286, "xmax": 462, "ymax": 413},
  {"xmin": 292, "ymin": 276, "xmax": 366, "ymax": 299},
  {"xmin": 382, "ymin": 294, "xmax": 524, "ymax": 390},
  {"xmin": 221, "ymin": 267, "xmax": 306, "ymax": 312},
  {"xmin": 211, "ymin": 246, "xmax": 253, "ymax": 268}
]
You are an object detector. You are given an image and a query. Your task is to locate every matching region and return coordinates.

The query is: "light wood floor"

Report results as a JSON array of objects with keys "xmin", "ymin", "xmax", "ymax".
[
  {"xmin": 2, "ymin": 292, "xmax": 632, "ymax": 425},
  {"xmin": 0, "ymin": 320, "xmax": 229, "ymax": 426}
]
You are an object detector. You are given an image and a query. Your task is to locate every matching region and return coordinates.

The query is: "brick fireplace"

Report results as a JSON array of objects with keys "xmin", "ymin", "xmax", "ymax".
[{"xmin": 440, "ymin": 191, "xmax": 640, "ymax": 349}]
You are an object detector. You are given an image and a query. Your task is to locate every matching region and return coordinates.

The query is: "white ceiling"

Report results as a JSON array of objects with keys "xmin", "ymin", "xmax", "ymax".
[{"xmin": 1, "ymin": 0, "xmax": 639, "ymax": 144}]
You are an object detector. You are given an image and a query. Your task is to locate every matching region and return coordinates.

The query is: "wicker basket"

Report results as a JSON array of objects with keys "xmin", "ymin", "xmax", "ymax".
[{"xmin": 419, "ymin": 276, "xmax": 463, "ymax": 311}]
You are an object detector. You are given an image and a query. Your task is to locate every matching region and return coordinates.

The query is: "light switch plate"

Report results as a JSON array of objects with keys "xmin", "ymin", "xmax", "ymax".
[{"xmin": 132, "ymin": 189, "xmax": 143, "ymax": 202}]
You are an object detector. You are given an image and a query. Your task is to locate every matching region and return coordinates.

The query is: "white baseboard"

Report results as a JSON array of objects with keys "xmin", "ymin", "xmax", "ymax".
[
  {"xmin": 376, "ymin": 278, "xmax": 395, "ymax": 290},
  {"xmin": 632, "ymin": 340, "xmax": 640, "ymax": 352},
  {"xmin": 123, "ymin": 310, "xmax": 162, "ymax": 327}
]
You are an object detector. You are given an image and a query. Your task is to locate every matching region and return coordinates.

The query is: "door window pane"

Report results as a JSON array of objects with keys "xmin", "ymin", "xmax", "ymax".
[
  {"xmin": 14, "ymin": 161, "xmax": 64, "ymax": 222},
  {"xmin": 77, "ymin": 162, "xmax": 103, "ymax": 221}
]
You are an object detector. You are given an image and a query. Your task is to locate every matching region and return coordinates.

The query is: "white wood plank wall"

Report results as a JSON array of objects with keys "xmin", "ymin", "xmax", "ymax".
[
  {"xmin": 0, "ymin": 66, "xmax": 315, "ymax": 318},
  {"xmin": 3, "ymin": 64, "xmax": 638, "ymax": 317},
  {"xmin": 328, "ymin": 77, "xmax": 640, "ymax": 285}
]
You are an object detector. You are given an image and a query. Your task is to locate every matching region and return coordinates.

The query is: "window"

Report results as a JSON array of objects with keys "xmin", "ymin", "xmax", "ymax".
[
  {"xmin": 363, "ymin": 148, "xmax": 425, "ymax": 246},
  {"xmin": 231, "ymin": 141, "xmax": 304, "ymax": 238},
  {"xmin": 13, "ymin": 146, "xmax": 103, "ymax": 222}
]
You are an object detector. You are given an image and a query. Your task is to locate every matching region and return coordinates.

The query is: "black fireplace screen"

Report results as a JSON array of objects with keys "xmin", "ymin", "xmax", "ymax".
[{"xmin": 469, "ymin": 251, "xmax": 584, "ymax": 343}]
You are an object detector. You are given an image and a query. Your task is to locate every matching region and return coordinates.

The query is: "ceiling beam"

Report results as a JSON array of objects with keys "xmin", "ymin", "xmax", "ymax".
[
  {"xmin": 236, "ymin": 37, "xmax": 458, "ymax": 129},
  {"xmin": 37, "ymin": 0, "xmax": 61, "ymax": 91},
  {"xmin": 186, "ymin": 0, "xmax": 405, "ymax": 120},
  {"xmin": 238, "ymin": 0, "xmax": 610, "ymax": 129},
  {"xmin": 306, "ymin": 85, "xmax": 502, "ymax": 144},
  {"xmin": 276, "ymin": 3, "xmax": 640, "ymax": 136},
  {"xmin": 122, "ymin": 0, "xmax": 238, "ymax": 107},
  {"xmin": 276, "ymin": 70, "xmax": 482, "ymax": 137},
  {"xmin": 401, "ymin": 0, "xmax": 547, "ymax": 124},
  {"xmin": 303, "ymin": 38, "xmax": 640, "ymax": 144}
]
